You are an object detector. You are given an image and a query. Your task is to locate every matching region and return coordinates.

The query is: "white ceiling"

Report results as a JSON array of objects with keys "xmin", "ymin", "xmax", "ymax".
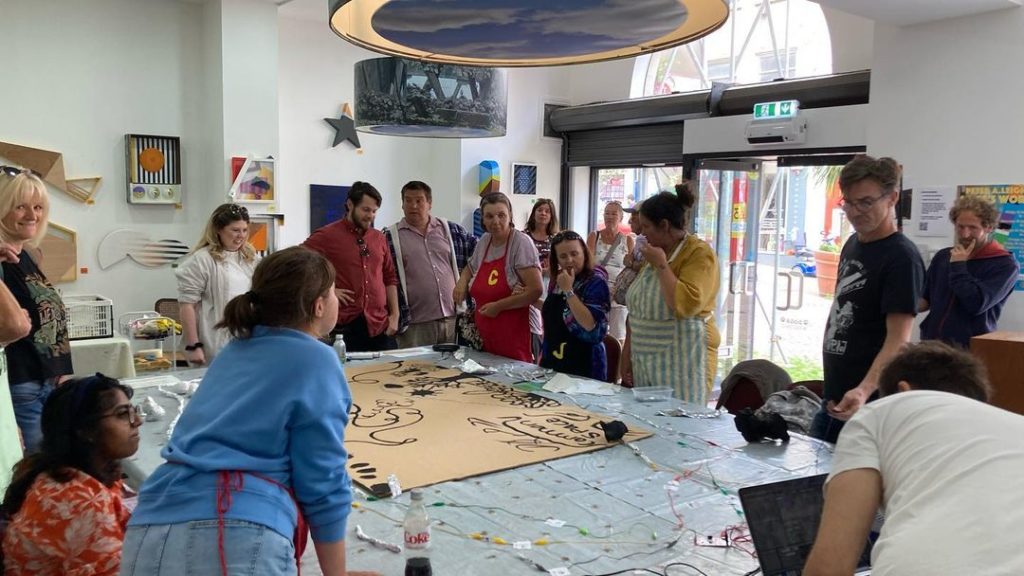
[
  {"xmin": 277, "ymin": 0, "xmax": 1023, "ymax": 28},
  {"xmin": 813, "ymin": 0, "xmax": 1021, "ymax": 27}
]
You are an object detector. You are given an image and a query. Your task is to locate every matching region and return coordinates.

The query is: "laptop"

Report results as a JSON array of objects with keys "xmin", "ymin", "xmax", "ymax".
[{"xmin": 738, "ymin": 474, "xmax": 873, "ymax": 576}]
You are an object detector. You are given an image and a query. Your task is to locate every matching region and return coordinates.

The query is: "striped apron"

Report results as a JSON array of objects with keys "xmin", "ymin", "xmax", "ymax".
[{"xmin": 626, "ymin": 242, "xmax": 708, "ymax": 405}]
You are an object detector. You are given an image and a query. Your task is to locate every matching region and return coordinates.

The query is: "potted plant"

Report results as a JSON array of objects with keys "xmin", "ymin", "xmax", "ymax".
[{"xmin": 814, "ymin": 235, "xmax": 841, "ymax": 297}]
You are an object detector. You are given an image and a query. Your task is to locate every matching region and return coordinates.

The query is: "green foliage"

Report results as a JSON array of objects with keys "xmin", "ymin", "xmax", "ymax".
[{"xmin": 783, "ymin": 355, "xmax": 823, "ymax": 381}]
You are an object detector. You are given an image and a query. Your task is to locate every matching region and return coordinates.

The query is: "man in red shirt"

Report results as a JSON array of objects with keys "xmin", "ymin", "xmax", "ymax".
[{"xmin": 303, "ymin": 181, "xmax": 399, "ymax": 351}]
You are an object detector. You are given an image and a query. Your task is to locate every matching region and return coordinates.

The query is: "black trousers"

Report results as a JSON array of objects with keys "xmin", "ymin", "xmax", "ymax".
[{"xmin": 330, "ymin": 315, "xmax": 397, "ymax": 352}]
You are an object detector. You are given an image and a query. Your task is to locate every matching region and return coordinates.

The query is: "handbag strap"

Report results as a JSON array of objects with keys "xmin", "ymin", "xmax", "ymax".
[{"xmin": 599, "ymin": 233, "xmax": 624, "ymax": 268}]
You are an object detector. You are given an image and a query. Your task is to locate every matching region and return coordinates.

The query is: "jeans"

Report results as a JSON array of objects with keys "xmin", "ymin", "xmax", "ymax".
[
  {"xmin": 330, "ymin": 315, "xmax": 397, "ymax": 353},
  {"xmin": 809, "ymin": 400, "xmax": 846, "ymax": 444},
  {"xmin": 10, "ymin": 379, "xmax": 55, "ymax": 454},
  {"xmin": 120, "ymin": 520, "xmax": 296, "ymax": 576}
]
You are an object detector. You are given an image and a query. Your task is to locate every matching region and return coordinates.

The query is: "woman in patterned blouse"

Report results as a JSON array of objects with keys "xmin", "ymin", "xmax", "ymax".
[{"xmin": 2, "ymin": 374, "xmax": 141, "ymax": 575}]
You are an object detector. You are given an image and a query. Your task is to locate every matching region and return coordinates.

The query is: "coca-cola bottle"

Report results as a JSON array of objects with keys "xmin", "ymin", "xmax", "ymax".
[{"xmin": 403, "ymin": 489, "xmax": 432, "ymax": 576}]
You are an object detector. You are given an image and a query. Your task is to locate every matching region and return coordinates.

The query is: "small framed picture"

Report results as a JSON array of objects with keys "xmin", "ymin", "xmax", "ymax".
[{"xmin": 511, "ymin": 162, "xmax": 537, "ymax": 195}]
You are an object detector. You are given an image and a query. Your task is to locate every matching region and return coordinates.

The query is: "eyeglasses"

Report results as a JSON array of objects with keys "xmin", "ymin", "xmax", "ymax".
[
  {"xmin": 356, "ymin": 236, "xmax": 369, "ymax": 258},
  {"xmin": 839, "ymin": 191, "xmax": 891, "ymax": 212},
  {"xmin": 97, "ymin": 404, "xmax": 142, "ymax": 426},
  {"xmin": 0, "ymin": 165, "xmax": 41, "ymax": 178},
  {"xmin": 551, "ymin": 231, "xmax": 582, "ymax": 244}
]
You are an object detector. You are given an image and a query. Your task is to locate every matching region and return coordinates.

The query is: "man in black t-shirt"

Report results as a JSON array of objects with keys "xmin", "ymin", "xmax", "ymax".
[{"xmin": 811, "ymin": 156, "xmax": 925, "ymax": 443}]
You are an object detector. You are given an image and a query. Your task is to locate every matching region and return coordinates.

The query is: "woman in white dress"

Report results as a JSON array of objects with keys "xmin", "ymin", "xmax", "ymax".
[
  {"xmin": 587, "ymin": 201, "xmax": 633, "ymax": 341},
  {"xmin": 176, "ymin": 204, "xmax": 260, "ymax": 365}
]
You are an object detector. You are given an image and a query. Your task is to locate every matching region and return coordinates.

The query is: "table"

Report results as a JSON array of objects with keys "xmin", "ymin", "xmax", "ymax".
[
  {"xmin": 122, "ymin": 349, "xmax": 833, "ymax": 576},
  {"xmin": 971, "ymin": 331, "xmax": 1024, "ymax": 416},
  {"xmin": 70, "ymin": 336, "xmax": 136, "ymax": 380}
]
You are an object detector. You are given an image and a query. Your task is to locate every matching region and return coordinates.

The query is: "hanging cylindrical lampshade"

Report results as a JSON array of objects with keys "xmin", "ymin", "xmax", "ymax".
[
  {"xmin": 329, "ymin": 0, "xmax": 729, "ymax": 68},
  {"xmin": 354, "ymin": 57, "xmax": 507, "ymax": 138}
]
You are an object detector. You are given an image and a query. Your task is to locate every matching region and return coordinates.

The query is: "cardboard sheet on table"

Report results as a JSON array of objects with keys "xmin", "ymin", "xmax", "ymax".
[{"xmin": 344, "ymin": 360, "xmax": 650, "ymax": 494}]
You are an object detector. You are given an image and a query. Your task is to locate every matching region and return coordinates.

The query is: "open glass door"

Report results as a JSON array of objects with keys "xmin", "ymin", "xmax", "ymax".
[
  {"xmin": 752, "ymin": 156, "xmax": 853, "ymax": 381},
  {"xmin": 692, "ymin": 159, "xmax": 763, "ymax": 382}
]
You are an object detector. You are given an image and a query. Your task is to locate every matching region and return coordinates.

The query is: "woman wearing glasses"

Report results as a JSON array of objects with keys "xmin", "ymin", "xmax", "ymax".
[
  {"xmin": 176, "ymin": 203, "xmax": 260, "ymax": 365},
  {"xmin": 0, "ymin": 167, "xmax": 73, "ymax": 454},
  {"xmin": 454, "ymin": 193, "xmax": 543, "ymax": 362},
  {"xmin": 540, "ymin": 231, "xmax": 611, "ymax": 380},
  {"xmin": 2, "ymin": 373, "xmax": 141, "ymax": 575},
  {"xmin": 622, "ymin": 185, "xmax": 720, "ymax": 405}
]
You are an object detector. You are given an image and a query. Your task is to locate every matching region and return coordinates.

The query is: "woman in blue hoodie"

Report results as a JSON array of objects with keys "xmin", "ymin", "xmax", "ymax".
[
  {"xmin": 121, "ymin": 247, "xmax": 378, "ymax": 576},
  {"xmin": 919, "ymin": 195, "xmax": 1019, "ymax": 347}
]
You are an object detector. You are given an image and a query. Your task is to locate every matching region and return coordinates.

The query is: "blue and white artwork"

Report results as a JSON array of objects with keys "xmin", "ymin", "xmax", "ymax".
[{"xmin": 371, "ymin": 0, "xmax": 689, "ymax": 60}]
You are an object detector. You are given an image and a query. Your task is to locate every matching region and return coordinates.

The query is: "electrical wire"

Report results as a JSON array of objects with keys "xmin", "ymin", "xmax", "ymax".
[{"xmin": 663, "ymin": 562, "xmax": 712, "ymax": 576}]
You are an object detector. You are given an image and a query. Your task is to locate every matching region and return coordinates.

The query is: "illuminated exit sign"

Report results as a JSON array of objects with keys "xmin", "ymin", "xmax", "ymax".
[{"xmin": 753, "ymin": 100, "xmax": 800, "ymax": 120}]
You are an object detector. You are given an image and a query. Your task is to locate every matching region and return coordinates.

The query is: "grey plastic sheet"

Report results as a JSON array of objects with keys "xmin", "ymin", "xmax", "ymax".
[{"xmin": 123, "ymin": 350, "xmax": 832, "ymax": 575}]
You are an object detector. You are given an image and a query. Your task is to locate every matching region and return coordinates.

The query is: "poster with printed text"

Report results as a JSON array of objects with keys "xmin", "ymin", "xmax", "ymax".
[{"xmin": 958, "ymin": 185, "xmax": 1024, "ymax": 291}]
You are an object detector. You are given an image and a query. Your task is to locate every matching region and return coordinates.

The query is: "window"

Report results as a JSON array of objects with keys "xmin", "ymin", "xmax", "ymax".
[
  {"xmin": 592, "ymin": 166, "xmax": 683, "ymax": 232},
  {"xmin": 636, "ymin": 0, "xmax": 831, "ymax": 97},
  {"xmin": 758, "ymin": 49, "xmax": 798, "ymax": 82},
  {"xmin": 707, "ymin": 58, "xmax": 731, "ymax": 83}
]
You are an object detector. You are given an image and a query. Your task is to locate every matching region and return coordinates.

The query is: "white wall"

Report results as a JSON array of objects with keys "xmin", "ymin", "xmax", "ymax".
[
  {"xmin": 0, "ymin": 0, "xmax": 210, "ymax": 317},
  {"xmin": 458, "ymin": 68, "xmax": 570, "ymax": 234},
  {"xmin": 867, "ymin": 8, "xmax": 1024, "ymax": 332},
  {"xmin": 820, "ymin": 5, "xmax": 875, "ymax": 73},
  {"xmin": 220, "ymin": 0, "xmax": 280, "ymax": 191},
  {"xmin": 276, "ymin": 14, "xmax": 461, "ymax": 247}
]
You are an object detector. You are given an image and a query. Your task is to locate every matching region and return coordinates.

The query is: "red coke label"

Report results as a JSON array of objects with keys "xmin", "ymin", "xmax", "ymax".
[{"xmin": 405, "ymin": 532, "xmax": 430, "ymax": 546}]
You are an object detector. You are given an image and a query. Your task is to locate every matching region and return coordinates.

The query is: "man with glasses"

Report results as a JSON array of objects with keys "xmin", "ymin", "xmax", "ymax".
[
  {"xmin": 811, "ymin": 156, "xmax": 925, "ymax": 443},
  {"xmin": 384, "ymin": 181, "xmax": 476, "ymax": 348},
  {"xmin": 303, "ymin": 181, "xmax": 399, "ymax": 351}
]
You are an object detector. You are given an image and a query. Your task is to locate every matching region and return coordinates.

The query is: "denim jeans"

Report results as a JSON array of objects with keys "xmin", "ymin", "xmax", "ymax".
[
  {"xmin": 9, "ymin": 379, "xmax": 55, "ymax": 454},
  {"xmin": 120, "ymin": 520, "xmax": 296, "ymax": 576},
  {"xmin": 809, "ymin": 400, "xmax": 846, "ymax": 444}
]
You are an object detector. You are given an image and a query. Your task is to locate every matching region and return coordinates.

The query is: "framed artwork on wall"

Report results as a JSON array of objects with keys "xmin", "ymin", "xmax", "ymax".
[
  {"xmin": 248, "ymin": 214, "xmax": 281, "ymax": 258},
  {"xmin": 229, "ymin": 156, "xmax": 275, "ymax": 203},
  {"xmin": 511, "ymin": 162, "xmax": 537, "ymax": 195},
  {"xmin": 309, "ymin": 184, "xmax": 351, "ymax": 233}
]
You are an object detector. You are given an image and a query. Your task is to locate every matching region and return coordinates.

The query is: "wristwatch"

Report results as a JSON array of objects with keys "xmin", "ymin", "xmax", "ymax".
[
  {"xmin": 185, "ymin": 342, "xmax": 204, "ymax": 351},
  {"xmin": 562, "ymin": 289, "xmax": 576, "ymax": 299}
]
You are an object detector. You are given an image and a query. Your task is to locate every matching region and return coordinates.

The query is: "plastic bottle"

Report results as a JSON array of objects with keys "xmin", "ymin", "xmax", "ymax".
[
  {"xmin": 333, "ymin": 334, "xmax": 347, "ymax": 364},
  {"xmin": 403, "ymin": 489, "xmax": 432, "ymax": 576}
]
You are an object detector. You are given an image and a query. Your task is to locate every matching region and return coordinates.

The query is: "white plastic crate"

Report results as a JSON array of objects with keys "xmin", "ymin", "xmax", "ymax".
[{"xmin": 64, "ymin": 295, "xmax": 114, "ymax": 340}]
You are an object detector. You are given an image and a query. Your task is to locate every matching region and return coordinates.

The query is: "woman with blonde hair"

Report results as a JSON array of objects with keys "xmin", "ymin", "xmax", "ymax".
[
  {"xmin": 0, "ymin": 166, "xmax": 73, "ymax": 453},
  {"xmin": 176, "ymin": 203, "xmax": 260, "ymax": 365},
  {"xmin": 587, "ymin": 201, "xmax": 634, "ymax": 341}
]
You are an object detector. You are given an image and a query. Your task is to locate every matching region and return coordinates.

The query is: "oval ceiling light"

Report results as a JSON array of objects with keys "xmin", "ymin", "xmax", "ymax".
[
  {"xmin": 354, "ymin": 57, "xmax": 507, "ymax": 137},
  {"xmin": 329, "ymin": 0, "xmax": 730, "ymax": 68}
]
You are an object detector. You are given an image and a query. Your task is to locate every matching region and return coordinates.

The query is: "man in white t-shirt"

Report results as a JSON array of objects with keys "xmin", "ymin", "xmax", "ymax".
[{"xmin": 805, "ymin": 341, "xmax": 1024, "ymax": 576}]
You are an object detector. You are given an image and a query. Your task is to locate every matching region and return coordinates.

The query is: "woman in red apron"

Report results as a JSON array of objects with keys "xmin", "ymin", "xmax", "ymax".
[{"xmin": 455, "ymin": 193, "xmax": 543, "ymax": 362}]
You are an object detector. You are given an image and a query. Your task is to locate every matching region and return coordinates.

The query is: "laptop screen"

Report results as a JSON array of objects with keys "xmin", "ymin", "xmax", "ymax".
[{"xmin": 738, "ymin": 474, "xmax": 872, "ymax": 576}]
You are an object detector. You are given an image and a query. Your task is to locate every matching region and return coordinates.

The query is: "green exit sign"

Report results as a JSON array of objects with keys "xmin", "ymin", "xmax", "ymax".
[{"xmin": 753, "ymin": 100, "xmax": 800, "ymax": 120}]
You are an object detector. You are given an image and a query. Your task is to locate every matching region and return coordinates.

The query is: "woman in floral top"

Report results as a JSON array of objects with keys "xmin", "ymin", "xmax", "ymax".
[{"xmin": 2, "ymin": 374, "xmax": 141, "ymax": 575}]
